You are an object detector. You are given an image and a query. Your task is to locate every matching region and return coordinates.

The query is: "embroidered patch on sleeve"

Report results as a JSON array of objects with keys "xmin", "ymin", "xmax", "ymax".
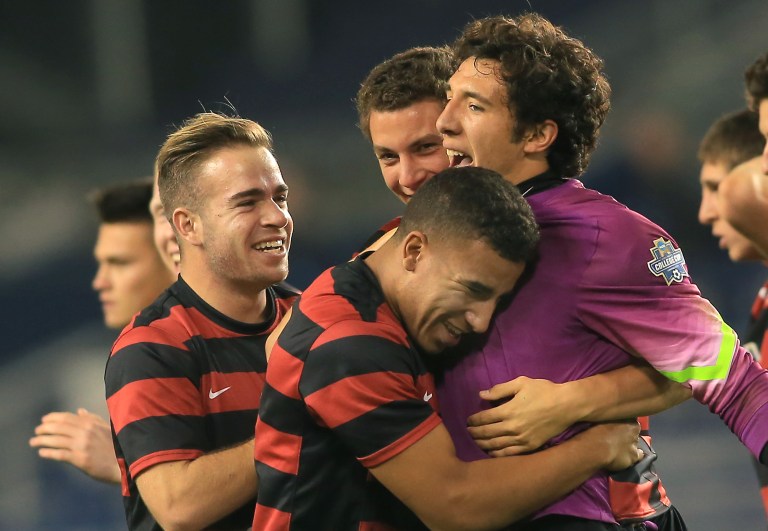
[{"xmin": 646, "ymin": 237, "xmax": 689, "ymax": 285}]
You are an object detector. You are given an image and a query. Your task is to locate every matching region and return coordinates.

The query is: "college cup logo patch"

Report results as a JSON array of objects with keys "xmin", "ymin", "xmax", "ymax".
[{"xmin": 646, "ymin": 237, "xmax": 688, "ymax": 285}]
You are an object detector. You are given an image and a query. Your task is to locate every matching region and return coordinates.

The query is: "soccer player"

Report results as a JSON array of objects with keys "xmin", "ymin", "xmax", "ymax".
[
  {"xmin": 356, "ymin": 44, "xmax": 689, "ymax": 529},
  {"xmin": 720, "ymin": 52, "xmax": 768, "ymax": 258},
  {"xmin": 697, "ymin": 110, "xmax": 768, "ymax": 521},
  {"xmin": 105, "ymin": 112, "xmax": 299, "ymax": 530},
  {"xmin": 356, "ymin": 46, "xmax": 455, "ymax": 206},
  {"xmin": 149, "ymin": 175, "xmax": 181, "ymax": 276},
  {"xmin": 434, "ymin": 13, "xmax": 768, "ymax": 529},
  {"xmin": 698, "ymin": 109, "xmax": 765, "ymax": 262},
  {"xmin": 29, "ymin": 178, "xmax": 174, "ymax": 484},
  {"xmin": 253, "ymin": 167, "xmax": 644, "ymax": 530}
]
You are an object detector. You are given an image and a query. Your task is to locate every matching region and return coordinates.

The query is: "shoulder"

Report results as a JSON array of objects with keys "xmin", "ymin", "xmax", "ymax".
[
  {"xmin": 353, "ymin": 216, "xmax": 402, "ymax": 257},
  {"xmin": 109, "ymin": 286, "xmax": 200, "ymax": 368}
]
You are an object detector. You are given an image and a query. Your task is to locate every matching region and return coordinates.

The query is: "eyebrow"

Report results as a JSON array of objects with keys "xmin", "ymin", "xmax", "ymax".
[
  {"xmin": 227, "ymin": 185, "xmax": 288, "ymax": 204},
  {"xmin": 460, "ymin": 89, "xmax": 494, "ymax": 107},
  {"xmin": 447, "ymin": 84, "xmax": 495, "ymax": 107},
  {"xmin": 459, "ymin": 279, "xmax": 494, "ymax": 298},
  {"xmin": 373, "ymin": 133, "xmax": 443, "ymax": 155}
]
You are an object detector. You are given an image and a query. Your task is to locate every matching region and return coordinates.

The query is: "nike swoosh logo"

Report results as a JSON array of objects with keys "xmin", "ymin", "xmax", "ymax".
[
  {"xmin": 208, "ymin": 386, "xmax": 232, "ymax": 399},
  {"xmin": 423, "ymin": 391, "xmax": 433, "ymax": 402}
]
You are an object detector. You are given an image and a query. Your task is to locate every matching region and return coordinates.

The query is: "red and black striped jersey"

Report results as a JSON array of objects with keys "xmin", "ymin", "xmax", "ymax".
[
  {"xmin": 105, "ymin": 276, "xmax": 299, "ymax": 531},
  {"xmin": 352, "ymin": 216, "xmax": 401, "ymax": 257},
  {"xmin": 253, "ymin": 256, "xmax": 439, "ymax": 530}
]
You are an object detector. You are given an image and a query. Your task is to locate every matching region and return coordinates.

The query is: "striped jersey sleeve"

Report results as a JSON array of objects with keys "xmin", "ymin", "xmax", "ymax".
[
  {"xmin": 106, "ymin": 304, "xmax": 208, "ymax": 478},
  {"xmin": 254, "ymin": 262, "xmax": 439, "ymax": 530},
  {"xmin": 301, "ymin": 319, "xmax": 440, "ymax": 467}
]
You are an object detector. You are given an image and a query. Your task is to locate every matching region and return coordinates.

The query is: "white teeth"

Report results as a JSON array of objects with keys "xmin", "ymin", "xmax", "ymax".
[
  {"xmin": 254, "ymin": 239, "xmax": 283, "ymax": 250},
  {"xmin": 445, "ymin": 322, "xmax": 463, "ymax": 337},
  {"xmin": 446, "ymin": 149, "xmax": 467, "ymax": 158}
]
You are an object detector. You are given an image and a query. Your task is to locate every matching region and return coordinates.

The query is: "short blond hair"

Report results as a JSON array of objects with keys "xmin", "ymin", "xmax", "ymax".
[{"xmin": 156, "ymin": 112, "xmax": 273, "ymax": 217}]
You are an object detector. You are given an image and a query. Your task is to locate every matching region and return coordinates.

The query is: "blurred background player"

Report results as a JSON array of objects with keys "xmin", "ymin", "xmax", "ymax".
[
  {"xmin": 697, "ymin": 109, "xmax": 768, "ymax": 522},
  {"xmin": 720, "ymin": 52, "xmax": 768, "ymax": 258},
  {"xmin": 29, "ymin": 178, "xmax": 174, "ymax": 484}
]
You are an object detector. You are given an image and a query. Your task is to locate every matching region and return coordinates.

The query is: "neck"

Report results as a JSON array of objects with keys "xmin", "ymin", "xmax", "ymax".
[
  {"xmin": 363, "ymin": 245, "xmax": 402, "ymax": 323},
  {"xmin": 180, "ymin": 261, "xmax": 270, "ymax": 324},
  {"xmin": 503, "ymin": 154, "xmax": 550, "ymax": 185}
]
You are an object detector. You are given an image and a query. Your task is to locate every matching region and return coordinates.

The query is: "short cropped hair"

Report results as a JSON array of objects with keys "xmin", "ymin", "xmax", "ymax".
[
  {"xmin": 88, "ymin": 177, "xmax": 153, "ymax": 224},
  {"xmin": 356, "ymin": 46, "xmax": 457, "ymax": 140},
  {"xmin": 745, "ymin": 52, "xmax": 768, "ymax": 110},
  {"xmin": 398, "ymin": 166, "xmax": 539, "ymax": 264},
  {"xmin": 156, "ymin": 112, "xmax": 273, "ymax": 218},
  {"xmin": 698, "ymin": 109, "xmax": 763, "ymax": 170},
  {"xmin": 452, "ymin": 13, "xmax": 610, "ymax": 177}
]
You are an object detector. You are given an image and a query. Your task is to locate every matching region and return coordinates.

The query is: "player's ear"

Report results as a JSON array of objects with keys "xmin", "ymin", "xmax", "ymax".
[
  {"xmin": 402, "ymin": 231, "xmax": 427, "ymax": 272},
  {"xmin": 523, "ymin": 119, "xmax": 558, "ymax": 154},
  {"xmin": 173, "ymin": 208, "xmax": 203, "ymax": 246}
]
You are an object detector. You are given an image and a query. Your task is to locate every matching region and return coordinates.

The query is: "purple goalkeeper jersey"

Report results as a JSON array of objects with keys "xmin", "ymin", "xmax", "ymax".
[{"xmin": 437, "ymin": 178, "xmax": 768, "ymax": 524}]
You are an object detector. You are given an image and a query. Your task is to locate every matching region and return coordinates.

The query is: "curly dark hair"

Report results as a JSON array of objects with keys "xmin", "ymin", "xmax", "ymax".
[
  {"xmin": 452, "ymin": 13, "xmax": 610, "ymax": 177},
  {"xmin": 745, "ymin": 52, "xmax": 768, "ymax": 111},
  {"xmin": 355, "ymin": 46, "xmax": 457, "ymax": 140}
]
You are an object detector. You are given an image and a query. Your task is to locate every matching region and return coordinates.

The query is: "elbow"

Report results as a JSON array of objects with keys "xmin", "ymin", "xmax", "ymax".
[
  {"xmin": 150, "ymin": 504, "xmax": 201, "ymax": 531},
  {"xmin": 143, "ymin": 487, "xmax": 206, "ymax": 531},
  {"xmin": 661, "ymin": 380, "xmax": 693, "ymax": 409}
]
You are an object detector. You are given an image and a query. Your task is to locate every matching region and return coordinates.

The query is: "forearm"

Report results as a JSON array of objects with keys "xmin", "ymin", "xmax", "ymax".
[
  {"xmin": 434, "ymin": 434, "xmax": 612, "ymax": 529},
  {"xmin": 567, "ymin": 363, "xmax": 691, "ymax": 422},
  {"xmin": 137, "ymin": 438, "xmax": 256, "ymax": 530},
  {"xmin": 373, "ymin": 423, "xmax": 632, "ymax": 531}
]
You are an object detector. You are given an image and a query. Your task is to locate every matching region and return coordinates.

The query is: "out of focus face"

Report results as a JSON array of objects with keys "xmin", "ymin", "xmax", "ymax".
[
  {"xmin": 759, "ymin": 100, "xmax": 768, "ymax": 175},
  {"xmin": 150, "ymin": 178, "xmax": 181, "ymax": 275},
  {"xmin": 369, "ymin": 99, "xmax": 449, "ymax": 203},
  {"xmin": 698, "ymin": 161, "xmax": 762, "ymax": 262},
  {"xmin": 91, "ymin": 222, "xmax": 174, "ymax": 328}
]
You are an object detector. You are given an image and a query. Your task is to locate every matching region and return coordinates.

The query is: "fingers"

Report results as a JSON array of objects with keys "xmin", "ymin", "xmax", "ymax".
[
  {"xmin": 36, "ymin": 447, "xmax": 73, "ymax": 463},
  {"xmin": 29, "ymin": 433, "xmax": 74, "ymax": 451},
  {"xmin": 488, "ymin": 446, "xmax": 531, "ymax": 457},
  {"xmin": 467, "ymin": 422, "xmax": 527, "ymax": 442},
  {"xmin": 40, "ymin": 411, "xmax": 79, "ymax": 425},
  {"xmin": 471, "ymin": 434, "xmax": 517, "ymax": 450},
  {"xmin": 34, "ymin": 419, "xmax": 78, "ymax": 439},
  {"xmin": 478, "ymin": 377, "xmax": 526, "ymax": 402}
]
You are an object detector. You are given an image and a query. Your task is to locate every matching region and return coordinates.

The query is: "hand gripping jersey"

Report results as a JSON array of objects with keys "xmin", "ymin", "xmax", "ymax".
[
  {"xmin": 437, "ymin": 178, "xmax": 768, "ymax": 526},
  {"xmin": 253, "ymin": 256, "xmax": 439, "ymax": 530},
  {"xmin": 105, "ymin": 276, "xmax": 298, "ymax": 531}
]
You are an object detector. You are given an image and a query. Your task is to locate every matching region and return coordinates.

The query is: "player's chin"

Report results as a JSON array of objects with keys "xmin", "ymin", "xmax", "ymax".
[{"xmin": 262, "ymin": 265, "xmax": 289, "ymax": 285}]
